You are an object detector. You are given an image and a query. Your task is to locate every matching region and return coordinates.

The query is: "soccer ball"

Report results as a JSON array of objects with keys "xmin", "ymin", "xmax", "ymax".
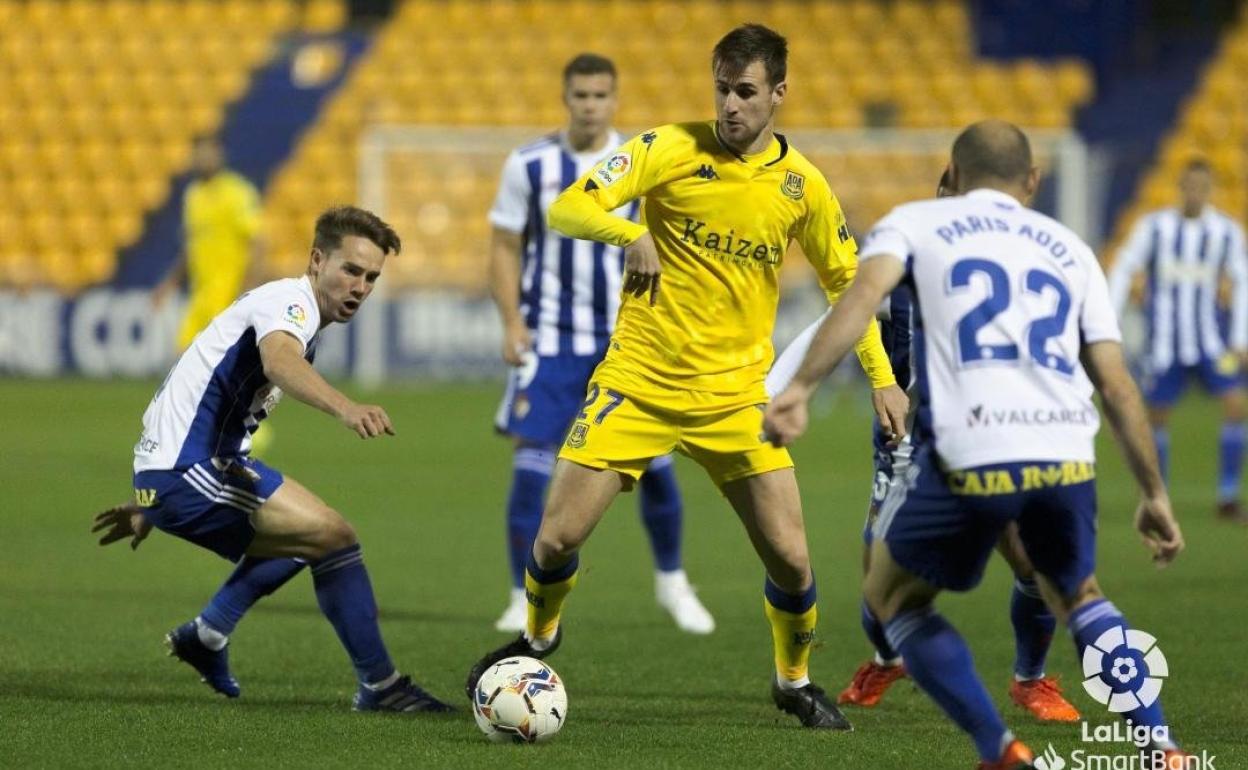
[{"xmin": 472, "ymin": 656, "xmax": 568, "ymax": 743}]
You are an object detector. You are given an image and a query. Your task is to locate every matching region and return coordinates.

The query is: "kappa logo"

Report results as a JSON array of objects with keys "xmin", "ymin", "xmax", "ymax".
[
  {"xmin": 781, "ymin": 170, "xmax": 805, "ymax": 200},
  {"xmin": 640, "ymin": 131, "xmax": 657, "ymax": 147},
  {"xmin": 692, "ymin": 164, "xmax": 718, "ymax": 180}
]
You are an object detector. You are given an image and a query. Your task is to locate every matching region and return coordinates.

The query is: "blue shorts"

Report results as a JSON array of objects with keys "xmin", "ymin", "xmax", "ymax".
[
  {"xmin": 874, "ymin": 447, "xmax": 1097, "ymax": 596},
  {"xmin": 495, "ymin": 353, "xmax": 602, "ymax": 447},
  {"xmin": 1143, "ymin": 355, "xmax": 1241, "ymax": 407},
  {"xmin": 133, "ymin": 456, "xmax": 285, "ymax": 562}
]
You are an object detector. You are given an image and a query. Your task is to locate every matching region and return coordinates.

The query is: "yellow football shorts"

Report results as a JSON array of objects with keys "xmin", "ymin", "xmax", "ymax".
[{"xmin": 558, "ymin": 375, "xmax": 793, "ymax": 487}]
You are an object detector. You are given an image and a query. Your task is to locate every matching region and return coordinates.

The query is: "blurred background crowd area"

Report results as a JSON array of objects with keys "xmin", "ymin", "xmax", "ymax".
[{"xmin": 0, "ymin": 0, "xmax": 1243, "ymax": 296}]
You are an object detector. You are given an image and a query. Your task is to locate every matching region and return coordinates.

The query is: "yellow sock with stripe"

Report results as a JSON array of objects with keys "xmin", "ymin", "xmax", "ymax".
[
  {"xmin": 524, "ymin": 551, "xmax": 579, "ymax": 646},
  {"xmin": 764, "ymin": 576, "xmax": 818, "ymax": 688}
]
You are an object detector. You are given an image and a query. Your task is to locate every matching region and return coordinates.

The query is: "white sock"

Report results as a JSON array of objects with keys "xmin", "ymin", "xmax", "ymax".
[
  {"xmin": 364, "ymin": 670, "xmax": 401, "ymax": 691},
  {"xmin": 194, "ymin": 616, "xmax": 228, "ymax": 651},
  {"xmin": 775, "ymin": 674, "xmax": 810, "ymax": 691},
  {"xmin": 1013, "ymin": 672, "xmax": 1045, "ymax": 682},
  {"xmin": 509, "ymin": 587, "xmax": 525, "ymax": 603},
  {"xmin": 874, "ymin": 652, "xmax": 903, "ymax": 668}
]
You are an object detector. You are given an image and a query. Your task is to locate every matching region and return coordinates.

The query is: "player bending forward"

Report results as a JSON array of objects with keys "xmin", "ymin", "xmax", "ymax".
[
  {"xmin": 766, "ymin": 170, "xmax": 1081, "ymax": 723},
  {"xmin": 466, "ymin": 24, "xmax": 908, "ymax": 729},
  {"xmin": 93, "ymin": 207, "xmax": 454, "ymax": 713},
  {"xmin": 765, "ymin": 121, "xmax": 1190, "ymax": 769}
]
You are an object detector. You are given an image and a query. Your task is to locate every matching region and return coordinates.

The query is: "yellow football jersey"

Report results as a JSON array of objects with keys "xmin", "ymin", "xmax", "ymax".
[
  {"xmin": 548, "ymin": 121, "xmax": 893, "ymax": 401},
  {"xmin": 183, "ymin": 170, "xmax": 261, "ymax": 297}
]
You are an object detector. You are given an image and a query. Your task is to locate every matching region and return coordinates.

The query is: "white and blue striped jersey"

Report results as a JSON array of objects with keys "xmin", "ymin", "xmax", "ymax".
[
  {"xmin": 134, "ymin": 277, "xmax": 320, "ymax": 473},
  {"xmin": 489, "ymin": 130, "xmax": 640, "ymax": 357},
  {"xmin": 859, "ymin": 189, "xmax": 1121, "ymax": 469},
  {"xmin": 1109, "ymin": 206, "xmax": 1248, "ymax": 369}
]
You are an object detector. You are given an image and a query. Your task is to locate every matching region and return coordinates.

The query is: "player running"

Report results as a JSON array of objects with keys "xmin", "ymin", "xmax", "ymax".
[
  {"xmin": 766, "ymin": 171, "xmax": 1080, "ymax": 722},
  {"xmin": 92, "ymin": 207, "xmax": 454, "ymax": 714},
  {"xmin": 1109, "ymin": 158, "xmax": 1248, "ymax": 523},
  {"xmin": 765, "ymin": 120, "xmax": 1189, "ymax": 769},
  {"xmin": 488, "ymin": 53, "xmax": 713, "ymax": 635},
  {"xmin": 466, "ymin": 24, "xmax": 909, "ymax": 729}
]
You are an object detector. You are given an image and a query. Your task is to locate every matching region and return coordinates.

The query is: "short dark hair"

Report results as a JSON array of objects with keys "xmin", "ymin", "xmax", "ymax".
[
  {"xmin": 938, "ymin": 168, "xmax": 952, "ymax": 195},
  {"xmin": 563, "ymin": 53, "xmax": 616, "ymax": 84},
  {"xmin": 1182, "ymin": 157, "xmax": 1212, "ymax": 176},
  {"xmin": 312, "ymin": 206, "xmax": 401, "ymax": 256},
  {"xmin": 951, "ymin": 120, "xmax": 1033, "ymax": 187},
  {"xmin": 713, "ymin": 24, "xmax": 787, "ymax": 87}
]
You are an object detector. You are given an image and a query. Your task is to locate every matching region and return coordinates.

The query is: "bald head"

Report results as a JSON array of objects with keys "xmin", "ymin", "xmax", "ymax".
[{"xmin": 950, "ymin": 120, "xmax": 1033, "ymax": 190}]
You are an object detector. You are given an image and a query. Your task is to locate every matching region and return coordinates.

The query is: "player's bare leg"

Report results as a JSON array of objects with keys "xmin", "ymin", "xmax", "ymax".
[
  {"xmin": 246, "ymin": 478, "xmax": 454, "ymax": 713},
  {"xmin": 722, "ymin": 468, "xmax": 850, "ymax": 729},
  {"xmin": 864, "ymin": 539, "xmax": 1034, "ymax": 769},
  {"xmin": 1215, "ymin": 386, "xmax": 1248, "ymax": 522},
  {"xmin": 466, "ymin": 460, "xmax": 624, "ymax": 699},
  {"xmin": 996, "ymin": 525, "xmax": 1079, "ymax": 722}
]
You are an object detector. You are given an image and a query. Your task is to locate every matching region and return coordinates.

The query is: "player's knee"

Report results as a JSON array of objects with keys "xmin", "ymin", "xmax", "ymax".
[
  {"xmin": 532, "ymin": 529, "xmax": 581, "ymax": 562},
  {"xmin": 311, "ymin": 510, "xmax": 358, "ymax": 556}
]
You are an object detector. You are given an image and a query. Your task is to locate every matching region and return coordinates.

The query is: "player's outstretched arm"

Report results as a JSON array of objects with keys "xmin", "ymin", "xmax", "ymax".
[
  {"xmin": 1081, "ymin": 340, "xmax": 1184, "ymax": 565},
  {"xmin": 258, "ymin": 331, "xmax": 395, "ymax": 439},
  {"xmin": 764, "ymin": 255, "xmax": 906, "ymax": 446},
  {"xmin": 92, "ymin": 501, "xmax": 152, "ymax": 550}
]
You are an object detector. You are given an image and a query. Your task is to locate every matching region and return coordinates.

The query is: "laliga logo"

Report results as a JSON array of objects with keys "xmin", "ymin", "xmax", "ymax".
[
  {"xmin": 1034, "ymin": 743, "xmax": 1065, "ymax": 770},
  {"xmin": 1080, "ymin": 625, "xmax": 1168, "ymax": 712}
]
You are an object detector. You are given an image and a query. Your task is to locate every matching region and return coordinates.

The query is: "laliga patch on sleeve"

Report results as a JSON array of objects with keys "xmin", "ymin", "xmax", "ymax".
[
  {"xmin": 594, "ymin": 152, "xmax": 632, "ymax": 186},
  {"xmin": 284, "ymin": 302, "xmax": 308, "ymax": 328}
]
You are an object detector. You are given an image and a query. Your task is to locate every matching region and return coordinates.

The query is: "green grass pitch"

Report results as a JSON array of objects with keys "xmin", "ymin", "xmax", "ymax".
[{"xmin": 1, "ymin": 379, "xmax": 1243, "ymax": 768}]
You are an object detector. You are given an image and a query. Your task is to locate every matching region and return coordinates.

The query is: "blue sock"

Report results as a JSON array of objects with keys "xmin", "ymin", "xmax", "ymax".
[
  {"xmin": 1068, "ymin": 599, "xmax": 1173, "ymax": 747},
  {"xmin": 1217, "ymin": 422, "xmax": 1245, "ymax": 502},
  {"xmin": 861, "ymin": 600, "xmax": 899, "ymax": 662},
  {"xmin": 506, "ymin": 446, "xmax": 554, "ymax": 588},
  {"xmin": 1010, "ymin": 577, "xmax": 1055, "ymax": 680},
  {"xmin": 311, "ymin": 544, "xmax": 395, "ymax": 685},
  {"xmin": 885, "ymin": 608, "xmax": 1012, "ymax": 761},
  {"xmin": 639, "ymin": 455, "xmax": 682, "ymax": 573},
  {"xmin": 1153, "ymin": 427, "xmax": 1170, "ymax": 485},
  {"xmin": 199, "ymin": 557, "xmax": 306, "ymax": 635}
]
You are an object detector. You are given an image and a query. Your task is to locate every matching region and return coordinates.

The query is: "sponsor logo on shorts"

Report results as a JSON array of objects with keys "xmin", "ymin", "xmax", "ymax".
[
  {"xmin": 134, "ymin": 488, "xmax": 157, "ymax": 507},
  {"xmin": 565, "ymin": 422, "xmax": 589, "ymax": 449},
  {"xmin": 946, "ymin": 461, "xmax": 1095, "ymax": 496}
]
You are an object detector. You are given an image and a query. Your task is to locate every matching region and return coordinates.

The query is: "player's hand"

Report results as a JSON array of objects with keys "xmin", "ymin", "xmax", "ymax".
[
  {"xmin": 872, "ymin": 384, "xmax": 910, "ymax": 447},
  {"xmin": 92, "ymin": 502, "xmax": 153, "ymax": 550},
  {"xmin": 763, "ymin": 384, "xmax": 812, "ymax": 447},
  {"xmin": 623, "ymin": 232, "xmax": 661, "ymax": 306},
  {"xmin": 339, "ymin": 403, "xmax": 396, "ymax": 439},
  {"xmin": 1133, "ymin": 495, "xmax": 1184, "ymax": 567},
  {"xmin": 502, "ymin": 321, "xmax": 532, "ymax": 367}
]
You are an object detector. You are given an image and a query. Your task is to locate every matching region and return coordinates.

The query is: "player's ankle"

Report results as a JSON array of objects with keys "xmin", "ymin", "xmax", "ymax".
[{"xmin": 194, "ymin": 616, "xmax": 228, "ymax": 651}]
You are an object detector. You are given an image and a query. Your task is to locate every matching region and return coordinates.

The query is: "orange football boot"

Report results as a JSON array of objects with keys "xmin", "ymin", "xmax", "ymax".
[
  {"xmin": 837, "ymin": 659, "xmax": 906, "ymax": 706},
  {"xmin": 1009, "ymin": 677, "xmax": 1081, "ymax": 722},
  {"xmin": 977, "ymin": 739, "xmax": 1035, "ymax": 770}
]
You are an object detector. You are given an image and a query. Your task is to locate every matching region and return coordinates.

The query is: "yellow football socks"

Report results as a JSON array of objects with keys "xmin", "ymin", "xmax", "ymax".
[
  {"xmin": 524, "ymin": 554, "xmax": 580, "ymax": 644},
  {"xmin": 764, "ymin": 577, "xmax": 818, "ymax": 685}
]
